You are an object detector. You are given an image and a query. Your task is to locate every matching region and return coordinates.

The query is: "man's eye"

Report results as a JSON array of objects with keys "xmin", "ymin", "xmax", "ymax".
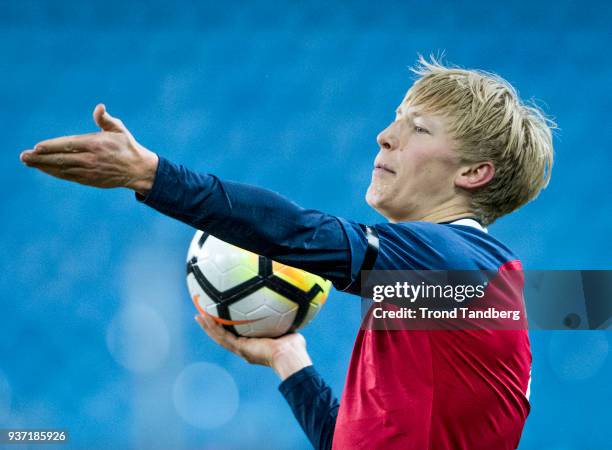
[{"xmin": 414, "ymin": 126, "xmax": 429, "ymax": 134}]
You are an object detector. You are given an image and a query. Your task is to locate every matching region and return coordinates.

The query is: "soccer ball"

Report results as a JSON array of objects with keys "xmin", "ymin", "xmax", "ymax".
[{"xmin": 186, "ymin": 231, "xmax": 332, "ymax": 337}]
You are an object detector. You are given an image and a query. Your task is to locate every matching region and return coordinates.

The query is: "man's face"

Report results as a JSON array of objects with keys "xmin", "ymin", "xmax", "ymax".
[{"xmin": 366, "ymin": 100, "xmax": 461, "ymax": 222}]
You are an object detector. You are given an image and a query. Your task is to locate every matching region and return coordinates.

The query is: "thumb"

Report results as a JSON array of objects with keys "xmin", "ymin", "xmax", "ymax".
[{"xmin": 93, "ymin": 103, "xmax": 127, "ymax": 133}]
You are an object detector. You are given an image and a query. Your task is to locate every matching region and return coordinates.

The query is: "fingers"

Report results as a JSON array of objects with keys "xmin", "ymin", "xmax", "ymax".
[
  {"xmin": 22, "ymin": 133, "xmax": 100, "ymax": 158},
  {"xmin": 93, "ymin": 103, "xmax": 126, "ymax": 133},
  {"xmin": 195, "ymin": 313, "xmax": 241, "ymax": 354},
  {"xmin": 20, "ymin": 104, "xmax": 129, "ymax": 167},
  {"xmin": 195, "ymin": 313, "xmax": 274, "ymax": 367},
  {"xmin": 20, "ymin": 150, "xmax": 95, "ymax": 169},
  {"xmin": 20, "ymin": 132, "xmax": 118, "ymax": 166}
]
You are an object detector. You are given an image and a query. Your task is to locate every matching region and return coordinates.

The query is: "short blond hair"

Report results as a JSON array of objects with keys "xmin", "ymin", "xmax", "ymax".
[{"xmin": 405, "ymin": 55, "xmax": 555, "ymax": 225}]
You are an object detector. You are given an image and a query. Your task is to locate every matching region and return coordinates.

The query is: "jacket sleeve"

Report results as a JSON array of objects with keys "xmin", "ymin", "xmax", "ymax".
[
  {"xmin": 136, "ymin": 155, "xmax": 373, "ymax": 292},
  {"xmin": 278, "ymin": 365, "xmax": 339, "ymax": 450}
]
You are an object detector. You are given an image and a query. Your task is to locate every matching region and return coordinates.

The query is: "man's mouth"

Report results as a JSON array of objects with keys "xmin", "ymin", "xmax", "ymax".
[{"xmin": 374, "ymin": 163, "xmax": 396, "ymax": 174}]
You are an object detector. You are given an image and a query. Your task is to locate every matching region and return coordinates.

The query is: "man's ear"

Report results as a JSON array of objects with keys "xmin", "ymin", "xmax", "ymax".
[{"xmin": 455, "ymin": 161, "xmax": 495, "ymax": 190}]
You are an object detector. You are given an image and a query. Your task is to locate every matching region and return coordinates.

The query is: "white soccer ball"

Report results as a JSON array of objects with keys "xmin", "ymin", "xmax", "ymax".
[{"xmin": 186, "ymin": 231, "xmax": 331, "ymax": 337}]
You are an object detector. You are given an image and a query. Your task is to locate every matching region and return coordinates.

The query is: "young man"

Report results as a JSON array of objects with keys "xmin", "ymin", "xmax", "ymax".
[{"xmin": 20, "ymin": 57, "xmax": 554, "ymax": 449}]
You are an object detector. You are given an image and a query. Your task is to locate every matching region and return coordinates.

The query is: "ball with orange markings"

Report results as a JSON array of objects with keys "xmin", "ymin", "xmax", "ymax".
[{"xmin": 186, "ymin": 231, "xmax": 331, "ymax": 337}]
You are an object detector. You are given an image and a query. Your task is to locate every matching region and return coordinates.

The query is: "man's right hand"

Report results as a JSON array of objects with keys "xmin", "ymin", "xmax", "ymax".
[{"xmin": 195, "ymin": 312, "xmax": 313, "ymax": 381}]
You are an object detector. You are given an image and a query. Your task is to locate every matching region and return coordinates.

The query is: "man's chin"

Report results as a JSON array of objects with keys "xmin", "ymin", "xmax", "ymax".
[{"xmin": 365, "ymin": 190, "xmax": 386, "ymax": 213}]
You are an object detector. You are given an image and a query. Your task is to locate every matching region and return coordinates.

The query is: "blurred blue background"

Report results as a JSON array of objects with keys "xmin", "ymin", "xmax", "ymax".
[{"xmin": 1, "ymin": 0, "xmax": 611, "ymax": 448}]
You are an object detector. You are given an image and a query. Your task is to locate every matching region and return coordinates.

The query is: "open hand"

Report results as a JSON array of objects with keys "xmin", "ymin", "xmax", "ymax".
[
  {"xmin": 195, "ymin": 312, "xmax": 312, "ymax": 381},
  {"xmin": 20, "ymin": 104, "xmax": 159, "ymax": 195}
]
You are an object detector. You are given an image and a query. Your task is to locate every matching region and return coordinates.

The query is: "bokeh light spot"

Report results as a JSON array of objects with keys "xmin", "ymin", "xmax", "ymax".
[
  {"xmin": 173, "ymin": 362, "xmax": 239, "ymax": 429},
  {"xmin": 106, "ymin": 303, "xmax": 170, "ymax": 373}
]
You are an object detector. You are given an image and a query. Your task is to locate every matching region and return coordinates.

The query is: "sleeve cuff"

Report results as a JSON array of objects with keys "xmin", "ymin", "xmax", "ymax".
[
  {"xmin": 278, "ymin": 365, "xmax": 319, "ymax": 397},
  {"xmin": 134, "ymin": 154, "xmax": 171, "ymax": 206}
]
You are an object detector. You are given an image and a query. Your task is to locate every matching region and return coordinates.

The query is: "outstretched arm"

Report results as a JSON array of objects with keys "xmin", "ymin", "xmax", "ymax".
[
  {"xmin": 137, "ymin": 155, "xmax": 352, "ymax": 287},
  {"xmin": 21, "ymin": 105, "xmax": 344, "ymax": 449},
  {"xmin": 20, "ymin": 104, "xmax": 367, "ymax": 290}
]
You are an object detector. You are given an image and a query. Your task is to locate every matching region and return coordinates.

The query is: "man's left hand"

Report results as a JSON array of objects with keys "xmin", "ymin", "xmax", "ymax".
[{"xmin": 20, "ymin": 104, "xmax": 159, "ymax": 196}]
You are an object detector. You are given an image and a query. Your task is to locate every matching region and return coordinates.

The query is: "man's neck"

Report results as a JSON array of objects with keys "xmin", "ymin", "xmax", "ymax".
[{"xmin": 388, "ymin": 203, "xmax": 476, "ymax": 224}]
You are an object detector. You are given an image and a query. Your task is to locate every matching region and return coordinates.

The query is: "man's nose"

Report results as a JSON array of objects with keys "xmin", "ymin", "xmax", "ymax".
[{"xmin": 376, "ymin": 124, "xmax": 399, "ymax": 151}]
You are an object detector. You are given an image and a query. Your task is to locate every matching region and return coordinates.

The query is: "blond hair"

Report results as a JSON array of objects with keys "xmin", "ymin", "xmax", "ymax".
[{"xmin": 405, "ymin": 55, "xmax": 555, "ymax": 225}]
